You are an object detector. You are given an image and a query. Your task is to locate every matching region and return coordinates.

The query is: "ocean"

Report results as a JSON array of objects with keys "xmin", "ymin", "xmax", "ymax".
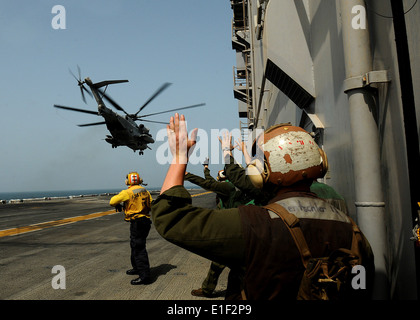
[
  {"xmin": 0, "ymin": 186, "xmax": 201, "ymax": 203},
  {"xmin": 0, "ymin": 187, "xmax": 161, "ymax": 202}
]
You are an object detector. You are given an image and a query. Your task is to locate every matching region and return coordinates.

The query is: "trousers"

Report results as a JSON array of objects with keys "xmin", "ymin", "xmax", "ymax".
[
  {"xmin": 129, "ymin": 216, "xmax": 151, "ymax": 279},
  {"xmin": 201, "ymin": 261, "xmax": 226, "ymax": 294}
]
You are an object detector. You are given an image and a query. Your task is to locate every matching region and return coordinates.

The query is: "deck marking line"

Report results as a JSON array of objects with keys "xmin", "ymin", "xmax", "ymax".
[
  {"xmin": 0, "ymin": 210, "xmax": 116, "ymax": 238},
  {"xmin": 0, "ymin": 191, "xmax": 212, "ymax": 238}
]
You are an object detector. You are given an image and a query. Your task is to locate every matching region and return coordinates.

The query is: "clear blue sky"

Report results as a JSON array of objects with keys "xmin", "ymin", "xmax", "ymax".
[{"xmin": 0, "ymin": 1, "xmax": 242, "ymax": 192}]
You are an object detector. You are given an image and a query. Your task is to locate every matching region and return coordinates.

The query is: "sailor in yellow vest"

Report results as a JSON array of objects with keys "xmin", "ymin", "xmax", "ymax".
[{"xmin": 110, "ymin": 172, "xmax": 153, "ymax": 285}]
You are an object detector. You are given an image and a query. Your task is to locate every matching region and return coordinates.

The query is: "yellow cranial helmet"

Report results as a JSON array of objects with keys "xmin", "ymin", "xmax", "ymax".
[
  {"xmin": 246, "ymin": 124, "xmax": 328, "ymax": 188},
  {"xmin": 125, "ymin": 172, "xmax": 142, "ymax": 185}
]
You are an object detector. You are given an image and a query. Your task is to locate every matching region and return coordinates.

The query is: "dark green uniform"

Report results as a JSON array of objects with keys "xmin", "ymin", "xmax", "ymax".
[
  {"xmin": 151, "ymin": 184, "xmax": 374, "ymax": 300},
  {"xmin": 152, "ymin": 176, "xmax": 350, "ymax": 267},
  {"xmin": 185, "ymin": 168, "xmax": 244, "ymax": 208},
  {"xmin": 152, "ymin": 185, "xmax": 245, "ymax": 266},
  {"xmin": 185, "ymin": 168, "xmax": 247, "ymax": 297}
]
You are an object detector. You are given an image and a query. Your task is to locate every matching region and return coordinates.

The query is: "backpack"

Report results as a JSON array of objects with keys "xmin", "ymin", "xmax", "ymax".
[{"xmin": 264, "ymin": 202, "xmax": 364, "ymax": 300}]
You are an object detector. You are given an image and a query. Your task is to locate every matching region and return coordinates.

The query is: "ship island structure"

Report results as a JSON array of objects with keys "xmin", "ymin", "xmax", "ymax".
[{"xmin": 228, "ymin": 0, "xmax": 420, "ymax": 299}]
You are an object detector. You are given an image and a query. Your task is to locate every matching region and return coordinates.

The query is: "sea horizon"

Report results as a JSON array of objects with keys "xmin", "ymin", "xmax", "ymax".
[
  {"xmin": 0, "ymin": 187, "xmax": 157, "ymax": 202},
  {"xmin": 0, "ymin": 185, "xmax": 201, "ymax": 202}
]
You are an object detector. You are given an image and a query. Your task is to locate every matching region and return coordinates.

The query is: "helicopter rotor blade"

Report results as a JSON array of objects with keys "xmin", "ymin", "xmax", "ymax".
[
  {"xmin": 134, "ymin": 82, "xmax": 172, "ymax": 116},
  {"xmin": 136, "ymin": 103, "xmax": 205, "ymax": 119},
  {"xmin": 80, "ymin": 87, "xmax": 86, "ymax": 103},
  {"xmin": 98, "ymin": 88, "xmax": 129, "ymax": 115},
  {"xmin": 137, "ymin": 119, "xmax": 169, "ymax": 125},
  {"xmin": 69, "ymin": 68, "xmax": 79, "ymax": 82},
  {"xmin": 78, "ymin": 121, "xmax": 107, "ymax": 127},
  {"xmin": 81, "ymin": 84, "xmax": 93, "ymax": 97},
  {"xmin": 80, "ymin": 86, "xmax": 93, "ymax": 103},
  {"xmin": 54, "ymin": 104, "xmax": 99, "ymax": 116}
]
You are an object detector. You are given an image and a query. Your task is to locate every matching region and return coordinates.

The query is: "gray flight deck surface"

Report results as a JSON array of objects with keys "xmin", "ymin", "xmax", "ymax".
[{"xmin": 0, "ymin": 189, "xmax": 229, "ymax": 300}]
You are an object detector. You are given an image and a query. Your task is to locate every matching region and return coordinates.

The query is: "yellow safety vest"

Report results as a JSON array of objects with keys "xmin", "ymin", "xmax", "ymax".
[{"xmin": 110, "ymin": 186, "xmax": 152, "ymax": 221}]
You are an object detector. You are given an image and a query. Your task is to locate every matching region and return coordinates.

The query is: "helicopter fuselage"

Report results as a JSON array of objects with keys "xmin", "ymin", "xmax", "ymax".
[
  {"xmin": 82, "ymin": 77, "xmax": 154, "ymax": 152},
  {"xmin": 98, "ymin": 105, "xmax": 154, "ymax": 151}
]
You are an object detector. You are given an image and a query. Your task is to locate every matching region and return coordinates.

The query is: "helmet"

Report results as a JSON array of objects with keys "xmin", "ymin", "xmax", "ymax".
[
  {"xmin": 246, "ymin": 124, "xmax": 328, "ymax": 188},
  {"xmin": 217, "ymin": 170, "xmax": 226, "ymax": 181},
  {"xmin": 125, "ymin": 172, "xmax": 143, "ymax": 186}
]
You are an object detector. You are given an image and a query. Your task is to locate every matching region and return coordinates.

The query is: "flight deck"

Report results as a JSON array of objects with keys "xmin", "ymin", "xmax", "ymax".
[{"xmin": 0, "ymin": 189, "xmax": 228, "ymax": 300}]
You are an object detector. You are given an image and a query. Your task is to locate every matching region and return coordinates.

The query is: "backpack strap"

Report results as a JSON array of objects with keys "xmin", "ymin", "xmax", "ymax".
[
  {"xmin": 348, "ymin": 217, "xmax": 363, "ymax": 262},
  {"xmin": 265, "ymin": 203, "xmax": 363, "ymax": 267},
  {"xmin": 264, "ymin": 203, "xmax": 312, "ymax": 267}
]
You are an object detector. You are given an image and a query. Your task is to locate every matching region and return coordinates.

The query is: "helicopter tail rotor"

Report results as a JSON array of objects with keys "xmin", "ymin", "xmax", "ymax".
[{"xmin": 69, "ymin": 66, "xmax": 92, "ymax": 103}]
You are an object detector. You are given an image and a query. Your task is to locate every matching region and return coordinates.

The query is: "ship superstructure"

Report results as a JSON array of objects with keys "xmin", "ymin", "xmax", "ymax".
[{"xmin": 230, "ymin": 0, "xmax": 420, "ymax": 299}]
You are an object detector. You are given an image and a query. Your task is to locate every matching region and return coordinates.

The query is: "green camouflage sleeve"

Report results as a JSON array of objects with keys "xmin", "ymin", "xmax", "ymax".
[
  {"xmin": 203, "ymin": 167, "xmax": 217, "ymax": 183},
  {"xmin": 151, "ymin": 185, "xmax": 246, "ymax": 266},
  {"xmin": 224, "ymin": 156, "xmax": 274, "ymax": 205},
  {"xmin": 185, "ymin": 171, "xmax": 235, "ymax": 197}
]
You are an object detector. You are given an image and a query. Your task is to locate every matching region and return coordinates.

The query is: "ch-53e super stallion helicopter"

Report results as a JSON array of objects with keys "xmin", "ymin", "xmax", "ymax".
[{"xmin": 54, "ymin": 67, "xmax": 204, "ymax": 155}]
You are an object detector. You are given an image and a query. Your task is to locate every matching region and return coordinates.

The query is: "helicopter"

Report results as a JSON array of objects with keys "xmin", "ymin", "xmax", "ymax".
[{"xmin": 54, "ymin": 67, "xmax": 204, "ymax": 155}]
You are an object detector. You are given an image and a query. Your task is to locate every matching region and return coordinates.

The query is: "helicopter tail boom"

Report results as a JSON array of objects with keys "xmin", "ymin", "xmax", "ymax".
[{"xmin": 92, "ymin": 80, "xmax": 128, "ymax": 89}]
